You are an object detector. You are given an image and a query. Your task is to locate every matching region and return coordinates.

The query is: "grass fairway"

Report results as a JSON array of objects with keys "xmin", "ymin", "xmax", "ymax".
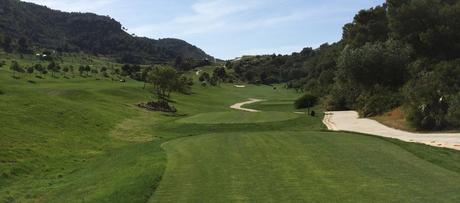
[
  {"xmin": 2, "ymin": 62, "xmax": 460, "ymax": 202},
  {"xmin": 176, "ymin": 111, "xmax": 299, "ymax": 124},
  {"xmin": 153, "ymin": 132, "xmax": 460, "ymax": 202}
]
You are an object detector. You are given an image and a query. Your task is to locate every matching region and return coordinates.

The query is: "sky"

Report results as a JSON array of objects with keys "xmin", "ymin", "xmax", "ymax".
[{"xmin": 23, "ymin": 0, "xmax": 385, "ymax": 59}]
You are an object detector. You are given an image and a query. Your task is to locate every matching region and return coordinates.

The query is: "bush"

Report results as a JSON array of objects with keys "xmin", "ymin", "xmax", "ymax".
[
  {"xmin": 356, "ymin": 87, "xmax": 402, "ymax": 117},
  {"xmin": 324, "ymin": 81, "xmax": 359, "ymax": 111},
  {"xmin": 447, "ymin": 93, "xmax": 460, "ymax": 127},
  {"xmin": 404, "ymin": 60, "xmax": 460, "ymax": 130},
  {"xmin": 338, "ymin": 40, "xmax": 412, "ymax": 88},
  {"xmin": 137, "ymin": 101, "xmax": 177, "ymax": 113},
  {"xmin": 295, "ymin": 94, "xmax": 318, "ymax": 114},
  {"xmin": 404, "ymin": 72, "xmax": 449, "ymax": 130}
]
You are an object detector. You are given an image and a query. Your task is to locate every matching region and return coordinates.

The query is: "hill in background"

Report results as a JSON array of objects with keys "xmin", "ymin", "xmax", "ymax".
[{"xmin": 0, "ymin": 0, "xmax": 213, "ymax": 64}]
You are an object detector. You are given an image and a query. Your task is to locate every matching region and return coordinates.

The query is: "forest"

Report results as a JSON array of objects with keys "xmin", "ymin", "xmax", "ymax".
[
  {"xmin": 228, "ymin": 0, "xmax": 460, "ymax": 130},
  {"xmin": 0, "ymin": 0, "xmax": 212, "ymax": 64}
]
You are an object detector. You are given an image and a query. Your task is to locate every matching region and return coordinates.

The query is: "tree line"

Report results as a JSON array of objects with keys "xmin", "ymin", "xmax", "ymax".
[
  {"xmin": 228, "ymin": 0, "xmax": 460, "ymax": 131},
  {"xmin": 6, "ymin": 59, "xmax": 121, "ymax": 81}
]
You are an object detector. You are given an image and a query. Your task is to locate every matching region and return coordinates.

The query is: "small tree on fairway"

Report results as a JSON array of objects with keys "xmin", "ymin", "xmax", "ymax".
[
  {"xmin": 27, "ymin": 66, "xmax": 34, "ymax": 76},
  {"xmin": 48, "ymin": 61, "xmax": 58, "ymax": 77},
  {"xmin": 34, "ymin": 64, "xmax": 43, "ymax": 77},
  {"xmin": 91, "ymin": 68, "xmax": 98, "ymax": 76},
  {"xmin": 10, "ymin": 61, "xmax": 20, "ymax": 77},
  {"xmin": 139, "ymin": 65, "xmax": 193, "ymax": 112},
  {"xmin": 63, "ymin": 66, "xmax": 69, "ymax": 77},
  {"xmin": 69, "ymin": 65, "xmax": 75, "ymax": 77},
  {"xmin": 295, "ymin": 94, "xmax": 318, "ymax": 116},
  {"xmin": 85, "ymin": 65, "xmax": 91, "ymax": 76},
  {"xmin": 78, "ymin": 65, "xmax": 85, "ymax": 76},
  {"xmin": 199, "ymin": 72, "xmax": 210, "ymax": 82},
  {"xmin": 148, "ymin": 65, "xmax": 179, "ymax": 101}
]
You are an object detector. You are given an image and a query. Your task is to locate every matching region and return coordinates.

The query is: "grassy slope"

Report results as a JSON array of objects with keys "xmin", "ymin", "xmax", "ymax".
[{"xmin": 1, "ymin": 54, "xmax": 460, "ymax": 202}]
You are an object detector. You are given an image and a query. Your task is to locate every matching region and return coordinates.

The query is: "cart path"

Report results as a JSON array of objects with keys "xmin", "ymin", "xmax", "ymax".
[{"xmin": 230, "ymin": 99, "xmax": 264, "ymax": 112}]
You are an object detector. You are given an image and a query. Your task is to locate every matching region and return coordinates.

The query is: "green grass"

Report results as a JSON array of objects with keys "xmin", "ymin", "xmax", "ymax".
[
  {"xmin": 1, "ymin": 54, "xmax": 460, "ymax": 202},
  {"xmin": 152, "ymin": 132, "xmax": 460, "ymax": 202},
  {"xmin": 176, "ymin": 111, "xmax": 299, "ymax": 124}
]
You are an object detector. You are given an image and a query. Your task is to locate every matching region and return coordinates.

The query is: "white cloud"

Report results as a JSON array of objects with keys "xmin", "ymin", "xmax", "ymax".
[
  {"xmin": 131, "ymin": 0, "xmax": 356, "ymax": 39},
  {"xmin": 131, "ymin": 0, "xmax": 264, "ymax": 38}
]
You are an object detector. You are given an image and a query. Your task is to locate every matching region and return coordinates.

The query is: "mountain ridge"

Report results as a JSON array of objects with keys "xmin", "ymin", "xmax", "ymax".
[{"xmin": 0, "ymin": 0, "xmax": 213, "ymax": 63}]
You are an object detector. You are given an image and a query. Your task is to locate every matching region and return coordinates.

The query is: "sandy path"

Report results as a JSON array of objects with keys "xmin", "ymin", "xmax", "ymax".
[
  {"xmin": 323, "ymin": 111, "xmax": 460, "ymax": 150},
  {"xmin": 230, "ymin": 99, "xmax": 264, "ymax": 112}
]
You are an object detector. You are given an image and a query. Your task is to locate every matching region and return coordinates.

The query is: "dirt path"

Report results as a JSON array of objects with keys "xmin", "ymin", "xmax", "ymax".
[
  {"xmin": 230, "ymin": 98, "xmax": 264, "ymax": 112},
  {"xmin": 323, "ymin": 111, "xmax": 460, "ymax": 150}
]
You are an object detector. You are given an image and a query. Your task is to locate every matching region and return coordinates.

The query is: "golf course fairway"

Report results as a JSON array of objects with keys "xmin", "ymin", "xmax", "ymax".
[
  {"xmin": 2, "ymin": 68, "xmax": 460, "ymax": 202},
  {"xmin": 151, "ymin": 132, "xmax": 460, "ymax": 202},
  {"xmin": 176, "ymin": 111, "xmax": 299, "ymax": 124}
]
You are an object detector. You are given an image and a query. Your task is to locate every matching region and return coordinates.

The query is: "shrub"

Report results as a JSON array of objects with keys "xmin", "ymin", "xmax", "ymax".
[
  {"xmin": 447, "ymin": 93, "xmax": 460, "ymax": 127},
  {"xmin": 356, "ymin": 87, "xmax": 402, "ymax": 117},
  {"xmin": 404, "ymin": 60, "xmax": 460, "ymax": 130},
  {"xmin": 295, "ymin": 94, "xmax": 318, "ymax": 114}
]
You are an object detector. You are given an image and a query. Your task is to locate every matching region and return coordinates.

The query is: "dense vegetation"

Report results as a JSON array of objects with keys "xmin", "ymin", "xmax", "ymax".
[
  {"xmin": 229, "ymin": 0, "xmax": 460, "ymax": 130},
  {"xmin": 0, "ymin": 0, "xmax": 212, "ymax": 64}
]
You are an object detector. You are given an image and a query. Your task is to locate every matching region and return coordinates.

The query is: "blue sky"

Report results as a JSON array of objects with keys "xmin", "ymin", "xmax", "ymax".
[{"xmin": 23, "ymin": 0, "xmax": 385, "ymax": 59}]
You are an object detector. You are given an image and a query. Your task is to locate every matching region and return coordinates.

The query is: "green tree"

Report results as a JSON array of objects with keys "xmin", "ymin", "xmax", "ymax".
[
  {"xmin": 141, "ymin": 66, "xmax": 154, "ymax": 89},
  {"xmin": 148, "ymin": 65, "xmax": 192, "ymax": 102},
  {"xmin": 26, "ymin": 66, "xmax": 34, "ymax": 76},
  {"xmin": 387, "ymin": 0, "xmax": 460, "ymax": 59},
  {"xmin": 69, "ymin": 65, "xmax": 75, "ymax": 77},
  {"xmin": 294, "ymin": 94, "xmax": 318, "ymax": 115},
  {"xmin": 48, "ymin": 61, "xmax": 59, "ymax": 77},
  {"xmin": 148, "ymin": 65, "xmax": 179, "ymax": 101},
  {"xmin": 63, "ymin": 66, "xmax": 69, "ymax": 77},
  {"xmin": 338, "ymin": 40, "xmax": 412, "ymax": 88},
  {"xmin": 199, "ymin": 72, "xmax": 210, "ymax": 82},
  {"xmin": 18, "ymin": 37, "xmax": 30, "ymax": 53},
  {"xmin": 213, "ymin": 67, "xmax": 227, "ymax": 81},
  {"xmin": 78, "ymin": 65, "xmax": 85, "ymax": 76},
  {"xmin": 404, "ymin": 59, "xmax": 460, "ymax": 130},
  {"xmin": 447, "ymin": 93, "xmax": 460, "ymax": 128},
  {"xmin": 2, "ymin": 36, "xmax": 13, "ymax": 52},
  {"xmin": 10, "ymin": 61, "xmax": 20, "ymax": 77},
  {"xmin": 343, "ymin": 5, "xmax": 389, "ymax": 48},
  {"xmin": 34, "ymin": 64, "xmax": 43, "ymax": 77},
  {"xmin": 85, "ymin": 65, "xmax": 91, "ymax": 76}
]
